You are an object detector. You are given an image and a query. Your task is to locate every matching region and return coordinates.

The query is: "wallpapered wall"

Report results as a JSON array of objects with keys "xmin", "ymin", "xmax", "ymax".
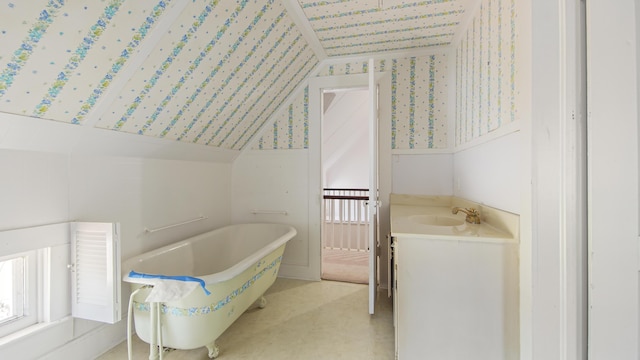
[
  {"xmin": 455, "ymin": 0, "xmax": 518, "ymax": 146},
  {"xmin": 0, "ymin": 0, "xmax": 317, "ymax": 151},
  {"xmin": 254, "ymin": 54, "xmax": 450, "ymax": 151},
  {"xmin": 254, "ymin": 0, "xmax": 520, "ymax": 151}
]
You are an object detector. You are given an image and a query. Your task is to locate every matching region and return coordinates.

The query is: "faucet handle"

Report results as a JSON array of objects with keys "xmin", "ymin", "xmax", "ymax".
[
  {"xmin": 451, "ymin": 207, "xmax": 481, "ymax": 224},
  {"xmin": 466, "ymin": 208, "xmax": 481, "ymax": 224}
]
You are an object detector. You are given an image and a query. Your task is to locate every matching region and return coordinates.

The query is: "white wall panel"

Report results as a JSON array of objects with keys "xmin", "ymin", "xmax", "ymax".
[
  {"xmin": 68, "ymin": 155, "xmax": 231, "ymax": 260},
  {"xmin": 453, "ymin": 131, "xmax": 520, "ymax": 214},
  {"xmin": 391, "ymin": 153, "xmax": 453, "ymax": 196},
  {"xmin": 231, "ymin": 150, "xmax": 314, "ymax": 279},
  {"xmin": 0, "ymin": 150, "xmax": 69, "ymax": 230}
]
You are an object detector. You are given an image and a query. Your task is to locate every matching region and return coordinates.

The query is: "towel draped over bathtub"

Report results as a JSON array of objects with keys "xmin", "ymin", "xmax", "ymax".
[{"xmin": 128, "ymin": 270, "xmax": 211, "ymax": 302}]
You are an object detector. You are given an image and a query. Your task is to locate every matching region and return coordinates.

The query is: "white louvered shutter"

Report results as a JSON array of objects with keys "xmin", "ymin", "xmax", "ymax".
[{"xmin": 70, "ymin": 222, "xmax": 121, "ymax": 324}]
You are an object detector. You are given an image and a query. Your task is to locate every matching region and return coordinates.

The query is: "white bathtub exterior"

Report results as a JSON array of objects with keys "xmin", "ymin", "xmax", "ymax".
[{"xmin": 122, "ymin": 223, "xmax": 296, "ymax": 354}]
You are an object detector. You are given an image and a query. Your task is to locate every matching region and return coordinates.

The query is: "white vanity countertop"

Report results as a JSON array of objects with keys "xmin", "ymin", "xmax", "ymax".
[{"xmin": 390, "ymin": 194, "xmax": 519, "ymax": 244}]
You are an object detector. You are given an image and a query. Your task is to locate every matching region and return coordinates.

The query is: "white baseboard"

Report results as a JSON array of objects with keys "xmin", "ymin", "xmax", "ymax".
[
  {"xmin": 278, "ymin": 264, "xmax": 320, "ymax": 281},
  {"xmin": 40, "ymin": 320, "xmax": 127, "ymax": 360}
]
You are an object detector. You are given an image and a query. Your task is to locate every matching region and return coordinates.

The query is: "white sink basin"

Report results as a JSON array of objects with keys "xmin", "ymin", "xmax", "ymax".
[{"xmin": 409, "ymin": 215, "xmax": 465, "ymax": 227}]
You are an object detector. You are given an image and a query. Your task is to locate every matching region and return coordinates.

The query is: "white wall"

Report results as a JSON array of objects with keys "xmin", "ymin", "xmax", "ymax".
[
  {"xmin": 587, "ymin": 1, "xmax": 639, "ymax": 358},
  {"xmin": 231, "ymin": 150, "xmax": 316, "ymax": 280},
  {"xmin": 0, "ymin": 147, "xmax": 232, "ymax": 359},
  {"xmin": 453, "ymin": 131, "xmax": 520, "ymax": 214},
  {"xmin": 325, "ymin": 143, "xmax": 369, "ymax": 189},
  {"xmin": 389, "ymin": 132, "xmax": 520, "ymax": 215},
  {"xmin": 391, "ymin": 153, "xmax": 453, "ymax": 196},
  {"xmin": 323, "ymin": 90, "xmax": 370, "ymax": 189},
  {"xmin": 69, "ymin": 155, "xmax": 231, "ymax": 259},
  {"xmin": 0, "ymin": 150, "xmax": 70, "ymax": 231}
]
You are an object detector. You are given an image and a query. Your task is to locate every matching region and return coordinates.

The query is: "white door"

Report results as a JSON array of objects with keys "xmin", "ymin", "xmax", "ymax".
[
  {"xmin": 367, "ymin": 58, "xmax": 379, "ymax": 315},
  {"xmin": 587, "ymin": 1, "xmax": 639, "ymax": 358},
  {"xmin": 309, "ymin": 69, "xmax": 390, "ymax": 314}
]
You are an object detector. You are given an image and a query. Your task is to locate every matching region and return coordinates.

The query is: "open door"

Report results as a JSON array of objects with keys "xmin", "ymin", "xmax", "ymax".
[
  {"xmin": 367, "ymin": 58, "xmax": 379, "ymax": 315},
  {"xmin": 309, "ymin": 67, "xmax": 389, "ymax": 314}
]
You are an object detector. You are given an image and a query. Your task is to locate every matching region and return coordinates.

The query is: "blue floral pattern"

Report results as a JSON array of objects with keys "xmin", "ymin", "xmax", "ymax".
[{"xmin": 133, "ymin": 256, "xmax": 282, "ymax": 317}]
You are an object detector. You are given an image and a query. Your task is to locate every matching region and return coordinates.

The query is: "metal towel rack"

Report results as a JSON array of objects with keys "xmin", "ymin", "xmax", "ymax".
[
  {"xmin": 144, "ymin": 216, "xmax": 207, "ymax": 234},
  {"xmin": 250, "ymin": 209, "xmax": 288, "ymax": 215}
]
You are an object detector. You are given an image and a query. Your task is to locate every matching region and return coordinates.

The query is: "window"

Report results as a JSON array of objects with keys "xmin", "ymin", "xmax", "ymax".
[
  {"xmin": 0, "ymin": 256, "xmax": 24, "ymax": 322},
  {"xmin": 0, "ymin": 251, "xmax": 38, "ymax": 338},
  {"xmin": 0, "ymin": 221, "xmax": 120, "ymax": 342}
]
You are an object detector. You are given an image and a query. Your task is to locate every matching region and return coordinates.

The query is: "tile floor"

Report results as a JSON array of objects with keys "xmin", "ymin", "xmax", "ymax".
[{"xmin": 97, "ymin": 278, "xmax": 395, "ymax": 360}]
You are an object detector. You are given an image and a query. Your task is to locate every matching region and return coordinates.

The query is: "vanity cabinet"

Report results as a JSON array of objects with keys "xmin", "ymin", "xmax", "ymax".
[{"xmin": 392, "ymin": 235, "xmax": 518, "ymax": 360}]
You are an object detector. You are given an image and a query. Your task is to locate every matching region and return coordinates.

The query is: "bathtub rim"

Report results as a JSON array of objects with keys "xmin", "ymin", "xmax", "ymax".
[{"xmin": 121, "ymin": 222, "xmax": 296, "ymax": 285}]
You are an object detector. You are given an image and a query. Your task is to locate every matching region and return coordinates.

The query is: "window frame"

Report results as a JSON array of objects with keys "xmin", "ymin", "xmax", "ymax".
[{"xmin": 0, "ymin": 250, "xmax": 39, "ymax": 338}]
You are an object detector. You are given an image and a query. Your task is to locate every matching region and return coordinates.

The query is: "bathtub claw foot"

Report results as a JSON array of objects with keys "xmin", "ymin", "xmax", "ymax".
[
  {"xmin": 206, "ymin": 342, "xmax": 220, "ymax": 359},
  {"xmin": 258, "ymin": 296, "xmax": 267, "ymax": 309}
]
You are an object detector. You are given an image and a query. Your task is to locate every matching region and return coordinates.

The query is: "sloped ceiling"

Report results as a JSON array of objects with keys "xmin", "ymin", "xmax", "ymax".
[
  {"xmin": 298, "ymin": 0, "xmax": 473, "ymax": 56},
  {"xmin": 0, "ymin": 0, "xmax": 477, "ymax": 153}
]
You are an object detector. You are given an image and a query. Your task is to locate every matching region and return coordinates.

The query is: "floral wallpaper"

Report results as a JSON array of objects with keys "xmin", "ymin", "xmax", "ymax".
[
  {"xmin": 254, "ymin": 54, "xmax": 449, "ymax": 150},
  {"xmin": 391, "ymin": 55, "xmax": 449, "ymax": 150},
  {"xmin": 454, "ymin": 0, "xmax": 519, "ymax": 146},
  {"xmin": 0, "ymin": 0, "xmax": 482, "ymax": 152},
  {"xmin": 0, "ymin": 0, "xmax": 317, "ymax": 151},
  {"xmin": 297, "ymin": 0, "xmax": 466, "ymax": 56},
  {"xmin": 255, "ymin": 87, "xmax": 309, "ymax": 150}
]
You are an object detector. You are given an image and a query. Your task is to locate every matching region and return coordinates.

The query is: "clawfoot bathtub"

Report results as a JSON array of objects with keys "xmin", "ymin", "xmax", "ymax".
[{"xmin": 122, "ymin": 223, "xmax": 296, "ymax": 358}]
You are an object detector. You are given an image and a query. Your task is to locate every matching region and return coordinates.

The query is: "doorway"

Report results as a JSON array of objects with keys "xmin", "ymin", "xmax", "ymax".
[
  {"xmin": 320, "ymin": 88, "xmax": 370, "ymax": 284},
  {"xmin": 308, "ymin": 71, "xmax": 391, "ymax": 314}
]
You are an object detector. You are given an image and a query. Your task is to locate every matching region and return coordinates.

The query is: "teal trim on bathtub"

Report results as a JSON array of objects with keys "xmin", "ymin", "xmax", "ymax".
[{"xmin": 133, "ymin": 255, "xmax": 282, "ymax": 317}]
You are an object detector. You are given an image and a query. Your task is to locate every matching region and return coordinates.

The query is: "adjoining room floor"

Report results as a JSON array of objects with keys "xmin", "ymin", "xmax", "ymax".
[
  {"xmin": 98, "ymin": 278, "xmax": 394, "ymax": 360},
  {"xmin": 321, "ymin": 248, "xmax": 369, "ymax": 284}
]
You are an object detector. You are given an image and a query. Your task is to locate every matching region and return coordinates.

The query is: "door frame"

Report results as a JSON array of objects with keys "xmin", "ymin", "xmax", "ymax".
[
  {"xmin": 527, "ymin": 1, "xmax": 590, "ymax": 358},
  {"xmin": 308, "ymin": 71, "xmax": 392, "ymax": 286}
]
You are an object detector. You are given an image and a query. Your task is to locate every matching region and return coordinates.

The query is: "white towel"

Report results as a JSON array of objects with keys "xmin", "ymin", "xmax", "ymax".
[{"xmin": 145, "ymin": 279, "xmax": 199, "ymax": 302}]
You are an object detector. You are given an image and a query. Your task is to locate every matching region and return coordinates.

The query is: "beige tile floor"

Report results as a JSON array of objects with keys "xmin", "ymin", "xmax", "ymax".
[{"xmin": 98, "ymin": 278, "xmax": 395, "ymax": 360}]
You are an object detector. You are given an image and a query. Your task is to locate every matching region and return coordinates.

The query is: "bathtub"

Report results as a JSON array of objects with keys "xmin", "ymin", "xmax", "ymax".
[{"xmin": 122, "ymin": 223, "xmax": 296, "ymax": 359}]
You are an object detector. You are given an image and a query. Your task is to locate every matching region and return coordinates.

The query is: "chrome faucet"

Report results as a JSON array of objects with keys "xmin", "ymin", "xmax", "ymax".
[{"xmin": 452, "ymin": 207, "xmax": 481, "ymax": 224}]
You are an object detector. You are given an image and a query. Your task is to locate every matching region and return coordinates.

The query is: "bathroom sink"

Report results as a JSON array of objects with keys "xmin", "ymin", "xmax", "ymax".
[{"xmin": 409, "ymin": 215, "xmax": 465, "ymax": 226}]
